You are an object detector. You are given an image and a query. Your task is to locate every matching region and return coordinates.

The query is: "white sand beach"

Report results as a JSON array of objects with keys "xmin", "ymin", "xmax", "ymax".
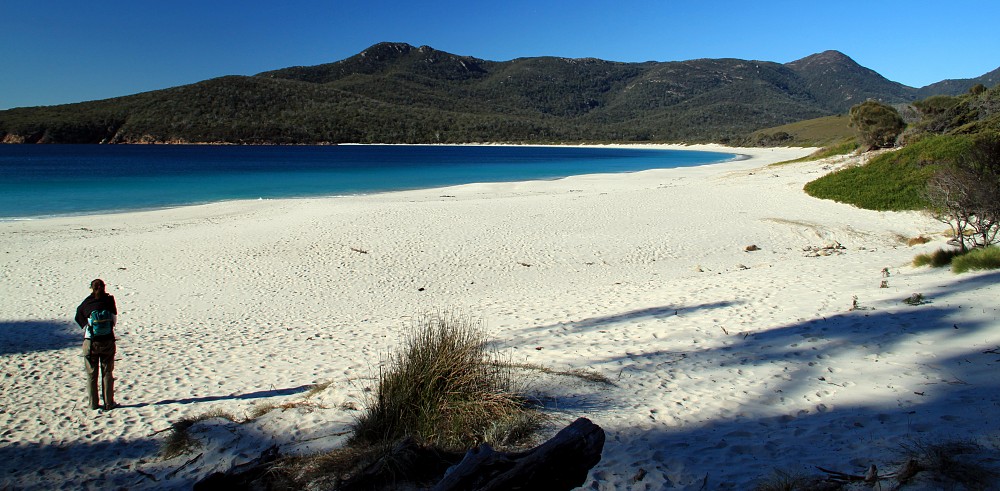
[{"xmin": 2, "ymin": 144, "xmax": 999, "ymax": 489}]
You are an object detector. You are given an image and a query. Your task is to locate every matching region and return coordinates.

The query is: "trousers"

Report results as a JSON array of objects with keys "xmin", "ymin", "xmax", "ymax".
[{"xmin": 83, "ymin": 339, "xmax": 116, "ymax": 409}]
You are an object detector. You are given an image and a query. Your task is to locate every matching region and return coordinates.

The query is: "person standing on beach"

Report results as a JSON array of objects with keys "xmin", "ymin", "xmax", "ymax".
[{"xmin": 74, "ymin": 279, "xmax": 118, "ymax": 410}]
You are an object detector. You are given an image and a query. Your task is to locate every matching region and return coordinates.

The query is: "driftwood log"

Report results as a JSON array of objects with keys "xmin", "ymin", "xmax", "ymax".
[
  {"xmin": 193, "ymin": 417, "xmax": 604, "ymax": 490},
  {"xmin": 432, "ymin": 417, "xmax": 605, "ymax": 491},
  {"xmin": 192, "ymin": 445, "xmax": 281, "ymax": 490}
]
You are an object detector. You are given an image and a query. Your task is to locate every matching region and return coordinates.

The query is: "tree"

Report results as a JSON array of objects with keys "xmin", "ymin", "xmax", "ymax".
[
  {"xmin": 927, "ymin": 133, "xmax": 1000, "ymax": 251},
  {"xmin": 849, "ymin": 100, "xmax": 906, "ymax": 150}
]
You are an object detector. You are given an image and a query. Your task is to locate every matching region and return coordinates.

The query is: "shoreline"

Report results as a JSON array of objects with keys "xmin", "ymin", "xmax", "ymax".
[
  {"xmin": 1, "ymin": 143, "xmax": 764, "ymax": 222},
  {"xmin": 4, "ymin": 144, "xmax": 999, "ymax": 488}
]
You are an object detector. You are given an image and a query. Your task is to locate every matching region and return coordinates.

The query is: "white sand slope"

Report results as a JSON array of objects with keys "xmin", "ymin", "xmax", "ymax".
[{"xmin": 2, "ymin": 145, "xmax": 999, "ymax": 490}]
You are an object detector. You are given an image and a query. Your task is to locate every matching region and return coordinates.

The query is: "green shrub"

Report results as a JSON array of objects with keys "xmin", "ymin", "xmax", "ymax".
[
  {"xmin": 913, "ymin": 248, "xmax": 963, "ymax": 268},
  {"xmin": 927, "ymin": 132, "xmax": 1000, "ymax": 251},
  {"xmin": 850, "ymin": 100, "xmax": 906, "ymax": 150},
  {"xmin": 804, "ymin": 134, "xmax": 973, "ymax": 211},
  {"xmin": 913, "ymin": 95, "xmax": 962, "ymax": 118},
  {"xmin": 351, "ymin": 314, "xmax": 540, "ymax": 450},
  {"xmin": 952, "ymin": 246, "xmax": 1000, "ymax": 273}
]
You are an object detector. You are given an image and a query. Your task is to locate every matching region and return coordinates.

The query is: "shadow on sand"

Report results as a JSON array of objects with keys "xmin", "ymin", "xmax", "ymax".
[
  {"xmin": 523, "ymin": 300, "xmax": 740, "ymax": 334},
  {"xmin": 0, "ymin": 320, "xmax": 80, "ymax": 356},
  {"xmin": 510, "ymin": 270, "xmax": 1000, "ymax": 486},
  {"xmin": 4, "ymin": 272, "xmax": 998, "ymax": 488}
]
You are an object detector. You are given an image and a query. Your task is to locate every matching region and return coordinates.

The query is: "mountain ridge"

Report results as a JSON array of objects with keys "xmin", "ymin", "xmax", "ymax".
[{"xmin": 1, "ymin": 42, "xmax": 996, "ymax": 144}]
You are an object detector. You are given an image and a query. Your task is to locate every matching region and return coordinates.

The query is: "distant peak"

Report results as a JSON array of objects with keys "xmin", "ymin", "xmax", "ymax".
[
  {"xmin": 787, "ymin": 50, "xmax": 858, "ymax": 68},
  {"xmin": 359, "ymin": 42, "xmax": 417, "ymax": 58}
]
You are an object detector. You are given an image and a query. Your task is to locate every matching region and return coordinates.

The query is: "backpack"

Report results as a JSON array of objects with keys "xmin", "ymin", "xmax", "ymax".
[{"xmin": 89, "ymin": 309, "xmax": 114, "ymax": 337}]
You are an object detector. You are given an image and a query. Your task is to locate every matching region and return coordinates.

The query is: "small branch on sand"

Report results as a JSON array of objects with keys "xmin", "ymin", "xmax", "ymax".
[
  {"xmin": 134, "ymin": 468, "xmax": 159, "ymax": 482},
  {"xmin": 167, "ymin": 452, "xmax": 203, "ymax": 479},
  {"xmin": 148, "ymin": 427, "xmax": 174, "ymax": 436}
]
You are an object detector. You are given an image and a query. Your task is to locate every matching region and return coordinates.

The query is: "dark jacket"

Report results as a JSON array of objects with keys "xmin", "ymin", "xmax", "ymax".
[{"xmin": 75, "ymin": 294, "xmax": 118, "ymax": 341}]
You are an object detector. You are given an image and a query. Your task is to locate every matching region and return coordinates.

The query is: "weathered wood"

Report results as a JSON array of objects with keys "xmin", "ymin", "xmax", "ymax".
[
  {"xmin": 191, "ymin": 419, "xmax": 604, "ymax": 490},
  {"xmin": 337, "ymin": 437, "xmax": 463, "ymax": 491},
  {"xmin": 193, "ymin": 445, "xmax": 280, "ymax": 490},
  {"xmin": 432, "ymin": 417, "xmax": 605, "ymax": 491}
]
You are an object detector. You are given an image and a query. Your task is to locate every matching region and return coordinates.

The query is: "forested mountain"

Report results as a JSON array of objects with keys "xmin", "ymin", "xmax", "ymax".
[
  {"xmin": 1, "ymin": 42, "xmax": 996, "ymax": 144},
  {"xmin": 916, "ymin": 66, "xmax": 1000, "ymax": 99}
]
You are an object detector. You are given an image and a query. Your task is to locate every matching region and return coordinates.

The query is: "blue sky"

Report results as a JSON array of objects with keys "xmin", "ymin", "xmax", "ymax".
[{"xmin": 2, "ymin": 0, "xmax": 997, "ymax": 110}]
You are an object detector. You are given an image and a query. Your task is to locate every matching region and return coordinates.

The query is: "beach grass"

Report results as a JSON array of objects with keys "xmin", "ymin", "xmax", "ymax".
[
  {"xmin": 161, "ymin": 409, "xmax": 237, "ymax": 459},
  {"xmin": 913, "ymin": 248, "xmax": 964, "ymax": 268},
  {"xmin": 750, "ymin": 114, "xmax": 856, "ymax": 147},
  {"xmin": 898, "ymin": 440, "xmax": 999, "ymax": 489},
  {"xmin": 350, "ymin": 313, "xmax": 542, "ymax": 450},
  {"xmin": 913, "ymin": 246, "xmax": 1000, "ymax": 273},
  {"xmin": 906, "ymin": 236, "xmax": 932, "ymax": 246},
  {"xmin": 774, "ymin": 139, "xmax": 859, "ymax": 165},
  {"xmin": 752, "ymin": 469, "xmax": 815, "ymax": 491},
  {"xmin": 951, "ymin": 246, "xmax": 1000, "ymax": 273}
]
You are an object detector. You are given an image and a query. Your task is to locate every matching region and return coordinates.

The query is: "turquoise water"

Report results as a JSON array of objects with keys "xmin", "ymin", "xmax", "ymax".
[{"xmin": 0, "ymin": 145, "xmax": 735, "ymax": 219}]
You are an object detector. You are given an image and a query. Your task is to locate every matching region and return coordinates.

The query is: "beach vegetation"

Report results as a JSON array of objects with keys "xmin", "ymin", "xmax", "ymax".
[
  {"xmin": 745, "ymin": 114, "xmax": 856, "ymax": 148},
  {"xmin": 806, "ymin": 139, "xmax": 860, "ymax": 159},
  {"xmin": 912, "ymin": 95, "xmax": 962, "ymax": 120},
  {"xmin": 246, "ymin": 400, "xmax": 321, "ymax": 420},
  {"xmin": 926, "ymin": 132, "xmax": 1000, "ymax": 251},
  {"xmin": 161, "ymin": 409, "xmax": 237, "ymax": 459},
  {"xmin": 306, "ymin": 379, "xmax": 335, "ymax": 398},
  {"xmin": 805, "ymin": 85, "xmax": 1000, "ymax": 212},
  {"xmin": 849, "ymin": 100, "xmax": 906, "ymax": 150},
  {"xmin": 350, "ymin": 313, "xmax": 542, "ymax": 451},
  {"xmin": 775, "ymin": 138, "xmax": 859, "ymax": 165},
  {"xmin": 752, "ymin": 469, "xmax": 817, "ymax": 491},
  {"xmin": 912, "ymin": 248, "xmax": 963, "ymax": 268},
  {"xmin": 898, "ymin": 440, "xmax": 999, "ymax": 489},
  {"xmin": 951, "ymin": 246, "xmax": 1000, "ymax": 273},
  {"xmin": 804, "ymin": 134, "xmax": 974, "ymax": 210},
  {"xmin": 505, "ymin": 361, "xmax": 616, "ymax": 386},
  {"xmin": 912, "ymin": 246, "xmax": 1000, "ymax": 273}
]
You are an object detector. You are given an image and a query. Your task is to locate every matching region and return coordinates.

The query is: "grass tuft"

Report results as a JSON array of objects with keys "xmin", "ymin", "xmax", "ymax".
[
  {"xmin": 774, "ymin": 139, "xmax": 859, "ymax": 165},
  {"xmin": 899, "ymin": 440, "xmax": 998, "ymax": 489},
  {"xmin": 306, "ymin": 380, "xmax": 335, "ymax": 398},
  {"xmin": 505, "ymin": 361, "xmax": 616, "ymax": 386},
  {"xmin": 952, "ymin": 246, "xmax": 1000, "ymax": 273},
  {"xmin": 752, "ymin": 469, "xmax": 815, "ymax": 491},
  {"xmin": 913, "ymin": 248, "xmax": 963, "ymax": 268},
  {"xmin": 914, "ymin": 246, "xmax": 1000, "ymax": 273},
  {"xmin": 161, "ymin": 409, "xmax": 237, "ymax": 459},
  {"xmin": 350, "ymin": 313, "xmax": 542, "ymax": 450}
]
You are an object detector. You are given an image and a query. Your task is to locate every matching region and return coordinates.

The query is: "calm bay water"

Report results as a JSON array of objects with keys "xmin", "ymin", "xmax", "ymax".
[{"xmin": 0, "ymin": 145, "xmax": 735, "ymax": 220}]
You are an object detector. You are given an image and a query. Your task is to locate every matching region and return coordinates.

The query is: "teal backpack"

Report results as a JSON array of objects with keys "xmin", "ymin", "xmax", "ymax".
[{"xmin": 89, "ymin": 309, "xmax": 114, "ymax": 337}]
